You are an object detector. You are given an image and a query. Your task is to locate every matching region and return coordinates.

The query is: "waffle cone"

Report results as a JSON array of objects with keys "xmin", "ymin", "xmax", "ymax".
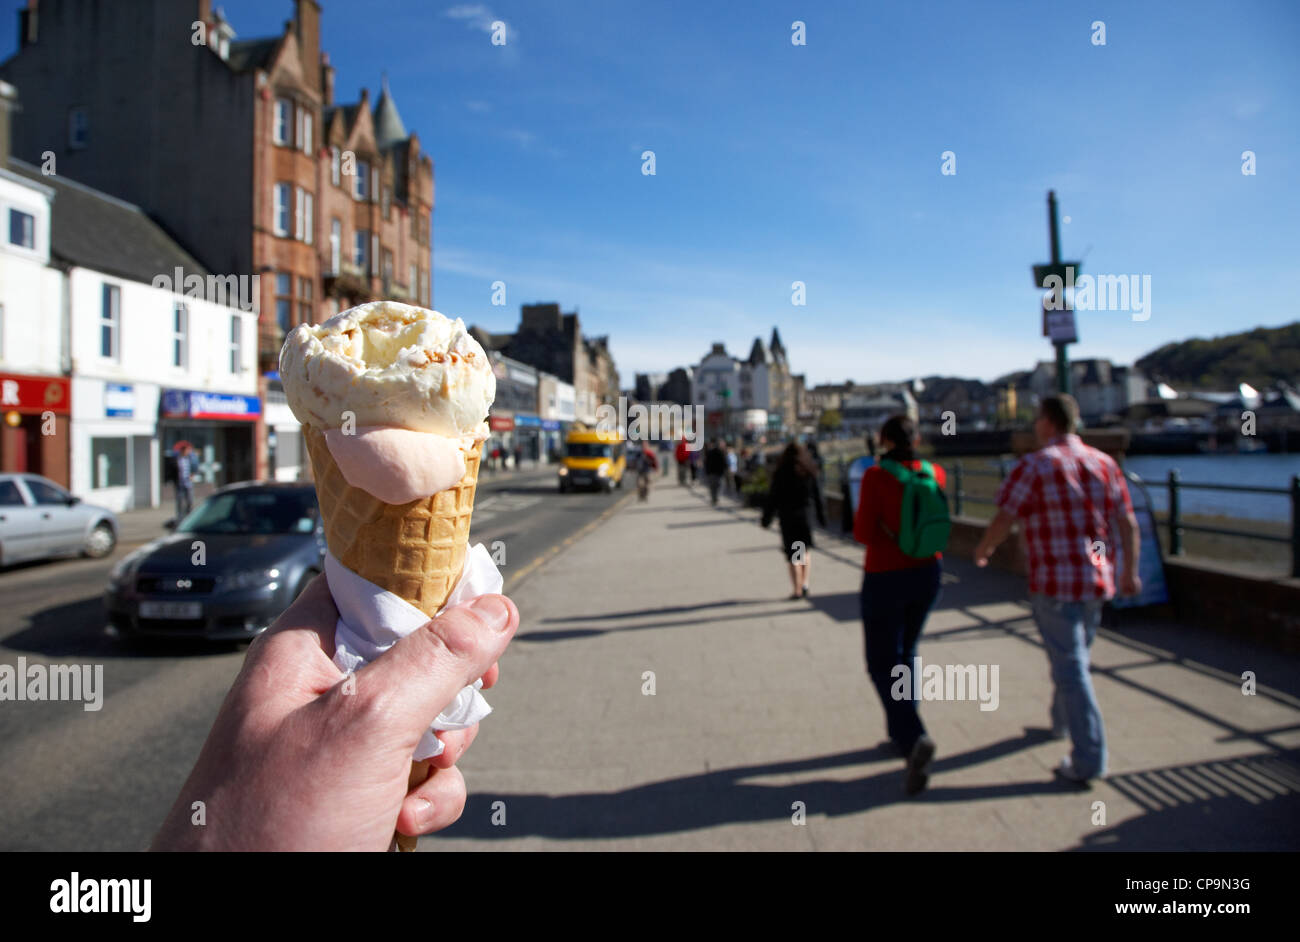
[
  {"xmin": 303, "ymin": 426, "xmax": 482, "ymax": 617},
  {"xmin": 303, "ymin": 425, "xmax": 484, "ymax": 853}
]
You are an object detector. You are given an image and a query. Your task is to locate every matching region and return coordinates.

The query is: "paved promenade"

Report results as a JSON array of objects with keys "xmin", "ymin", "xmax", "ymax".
[{"xmin": 431, "ymin": 475, "xmax": 1300, "ymax": 851}]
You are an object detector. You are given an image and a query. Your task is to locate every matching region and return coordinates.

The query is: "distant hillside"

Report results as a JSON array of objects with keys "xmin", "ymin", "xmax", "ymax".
[{"xmin": 1135, "ymin": 322, "xmax": 1300, "ymax": 390}]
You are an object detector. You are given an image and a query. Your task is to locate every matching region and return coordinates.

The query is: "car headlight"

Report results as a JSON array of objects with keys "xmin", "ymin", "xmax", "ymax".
[
  {"xmin": 109, "ymin": 554, "xmax": 139, "ymax": 587},
  {"xmin": 596, "ymin": 465, "xmax": 609, "ymax": 477},
  {"xmin": 558, "ymin": 466, "xmax": 569, "ymax": 476},
  {"xmin": 224, "ymin": 567, "xmax": 281, "ymax": 590}
]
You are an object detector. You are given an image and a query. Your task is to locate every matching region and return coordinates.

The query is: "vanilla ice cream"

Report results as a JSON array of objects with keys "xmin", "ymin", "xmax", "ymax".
[{"xmin": 280, "ymin": 302, "xmax": 495, "ymax": 503}]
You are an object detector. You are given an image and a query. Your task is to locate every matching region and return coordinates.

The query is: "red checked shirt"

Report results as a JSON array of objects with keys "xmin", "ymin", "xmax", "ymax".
[{"xmin": 995, "ymin": 434, "xmax": 1134, "ymax": 601}]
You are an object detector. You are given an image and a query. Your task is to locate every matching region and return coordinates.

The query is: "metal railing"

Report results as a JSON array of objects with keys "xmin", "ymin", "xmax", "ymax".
[
  {"xmin": 947, "ymin": 459, "xmax": 1300, "ymax": 578},
  {"xmin": 1163, "ymin": 470, "xmax": 1300, "ymax": 577}
]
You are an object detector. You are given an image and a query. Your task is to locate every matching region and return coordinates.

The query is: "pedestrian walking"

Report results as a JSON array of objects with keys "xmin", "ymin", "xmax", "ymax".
[
  {"xmin": 513, "ymin": 444, "xmax": 523, "ymax": 470},
  {"xmin": 674, "ymin": 438, "xmax": 691, "ymax": 485},
  {"xmin": 174, "ymin": 442, "xmax": 195, "ymax": 519},
  {"xmin": 761, "ymin": 443, "xmax": 826, "ymax": 599},
  {"xmin": 974, "ymin": 394, "xmax": 1140, "ymax": 788},
  {"xmin": 725, "ymin": 442, "xmax": 739, "ymax": 494},
  {"xmin": 635, "ymin": 442, "xmax": 658, "ymax": 501},
  {"xmin": 689, "ymin": 446, "xmax": 700, "ymax": 483},
  {"xmin": 659, "ymin": 438, "xmax": 671, "ymax": 477},
  {"xmin": 853, "ymin": 415, "xmax": 951, "ymax": 796},
  {"xmin": 703, "ymin": 439, "xmax": 727, "ymax": 506}
]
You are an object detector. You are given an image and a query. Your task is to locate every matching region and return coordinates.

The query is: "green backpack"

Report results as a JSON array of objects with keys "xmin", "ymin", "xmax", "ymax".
[{"xmin": 878, "ymin": 459, "xmax": 951, "ymax": 558}]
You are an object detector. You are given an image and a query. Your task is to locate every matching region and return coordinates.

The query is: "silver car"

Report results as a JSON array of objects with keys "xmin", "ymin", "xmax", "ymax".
[{"xmin": 0, "ymin": 473, "xmax": 118, "ymax": 566}]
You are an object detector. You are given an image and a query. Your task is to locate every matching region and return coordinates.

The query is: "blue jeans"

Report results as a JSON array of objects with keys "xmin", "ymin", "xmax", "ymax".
[
  {"xmin": 861, "ymin": 561, "xmax": 942, "ymax": 754},
  {"xmin": 1030, "ymin": 594, "xmax": 1106, "ymax": 778}
]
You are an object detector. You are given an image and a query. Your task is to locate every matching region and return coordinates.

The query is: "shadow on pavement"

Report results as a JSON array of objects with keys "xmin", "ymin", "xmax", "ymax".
[
  {"xmin": 433, "ymin": 730, "xmax": 1107, "ymax": 843},
  {"xmin": 3, "ymin": 594, "xmax": 241, "ymax": 659},
  {"xmin": 541, "ymin": 599, "xmax": 775, "ymax": 624},
  {"xmin": 666, "ymin": 518, "xmax": 749, "ymax": 529},
  {"xmin": 524, "ymin": 598, "xmax": 807, "ymax": 642},
  {"xmin": 1070, "ymin": 750, "xmax": 1300, "ymax": 851},
  {"xmin": 436, "ymin": 733, "xmax": 1300, "ymax": 848}
]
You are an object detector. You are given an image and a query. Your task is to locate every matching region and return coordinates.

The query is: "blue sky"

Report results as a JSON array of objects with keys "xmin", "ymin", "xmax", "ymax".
[{"xmin": 4, "ymin": 0, "xmax": 1298, "ymax": 386}]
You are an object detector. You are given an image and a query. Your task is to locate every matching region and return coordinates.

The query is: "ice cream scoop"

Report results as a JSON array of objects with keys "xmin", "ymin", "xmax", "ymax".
[{"xmin": 279, "ymin": 300, "xmax": 495, "ymax": 439}]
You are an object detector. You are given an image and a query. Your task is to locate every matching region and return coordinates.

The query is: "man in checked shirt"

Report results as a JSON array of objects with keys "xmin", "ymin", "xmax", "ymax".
[{"xmin": 973, "ymin": 394, "xmax": 1140, "ymax": 787}]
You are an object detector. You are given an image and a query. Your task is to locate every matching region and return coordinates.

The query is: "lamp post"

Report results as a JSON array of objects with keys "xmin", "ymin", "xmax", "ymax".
[{"xmin": 1032, "ymin": 190, "xmax": 1080, "ymax": 396}]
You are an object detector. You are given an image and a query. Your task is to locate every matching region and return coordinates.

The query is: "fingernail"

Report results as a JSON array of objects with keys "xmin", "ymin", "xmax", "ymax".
[
  {"xmin": 412, "ymin": 797, "xmax": 433, "ymax": 829},
  {"xmin": 469, "ymin": 594, "xmax": 510, "ymax": 631}
]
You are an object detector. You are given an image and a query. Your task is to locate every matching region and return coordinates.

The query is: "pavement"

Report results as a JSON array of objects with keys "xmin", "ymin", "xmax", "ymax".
[{"xmin": 430, "ymin": 473, "xmax": 1300, "ymax": 851}]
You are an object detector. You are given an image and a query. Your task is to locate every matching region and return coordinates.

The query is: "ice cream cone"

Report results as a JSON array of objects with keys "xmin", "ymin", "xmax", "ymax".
[
  {"xmin": 303, "ymin": 426, "xmax": 482, "ymax": 619},
  {"xmin": 282, "ymin": 302, "xmax": 498, "ymax": 854},
  {"xmin": 303, "ymin": 425, "xmax": 482, "ymax": 852}
]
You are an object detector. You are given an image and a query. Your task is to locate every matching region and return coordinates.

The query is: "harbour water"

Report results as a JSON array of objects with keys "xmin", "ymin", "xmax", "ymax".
[{"xmin": 1122, "ymin": 454, "xmax": 1299, "ymax": 521}]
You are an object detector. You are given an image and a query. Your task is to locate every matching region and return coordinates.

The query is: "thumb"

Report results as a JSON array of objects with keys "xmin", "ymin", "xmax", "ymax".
[{"xmin": 349, "ymin": 594, "xmax": 518, "ymax": 746}]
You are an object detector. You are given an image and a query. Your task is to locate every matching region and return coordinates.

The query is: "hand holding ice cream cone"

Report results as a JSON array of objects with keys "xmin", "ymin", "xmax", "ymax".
[{"xmin": 279, "ymin": 301, "xmax": 504, "ymax": 850}]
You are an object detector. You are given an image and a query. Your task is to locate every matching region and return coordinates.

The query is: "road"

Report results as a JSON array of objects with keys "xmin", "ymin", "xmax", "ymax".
[{"xmin": 0, "ymin": 465, "xmax": 631, "ymax": 851}]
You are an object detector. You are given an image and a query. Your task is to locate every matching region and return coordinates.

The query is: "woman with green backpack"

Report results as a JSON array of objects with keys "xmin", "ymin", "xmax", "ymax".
[{"xmin": 852, "ymin": 415, "xmax": 952, "ymax": 796}]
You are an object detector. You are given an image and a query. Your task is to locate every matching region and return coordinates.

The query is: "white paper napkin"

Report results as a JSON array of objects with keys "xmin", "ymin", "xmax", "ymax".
[{"xmin": 325, "ymin": 543, "xmax": 503, "ymax": 760}]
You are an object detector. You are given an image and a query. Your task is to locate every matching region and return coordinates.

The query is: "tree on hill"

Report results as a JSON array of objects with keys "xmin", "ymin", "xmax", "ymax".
[
  {"xmin": 1135, "ymin": 322, "xmax": 1300, "ymax": 390},
  {"xmin": 818, "ymin": 409, "xmax": 842, "ymax": 432}
]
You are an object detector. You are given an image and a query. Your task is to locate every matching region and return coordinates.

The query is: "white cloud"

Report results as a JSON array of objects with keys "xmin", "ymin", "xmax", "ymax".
[{"xmin": 444, "ymin": 4, "xmax": 510, "ymax": 36}]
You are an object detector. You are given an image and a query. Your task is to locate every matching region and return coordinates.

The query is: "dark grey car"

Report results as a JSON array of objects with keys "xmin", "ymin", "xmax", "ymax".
[{"xmin": 104, "ymin": 482, "xmax": 325, "ymax": 642}]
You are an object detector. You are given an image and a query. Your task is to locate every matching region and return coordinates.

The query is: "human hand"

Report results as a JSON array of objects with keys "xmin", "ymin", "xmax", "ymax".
[
  {"xmin": 1119, "ymin": 570, "xmax": 1142, "ymax": 597},
  {"xmin": 150, "ymin": 574, "xmax": 519, "ymax": 851},
  {"xmin": 974, "ymin": 541, "xmax": 993, "ymax": 568}
]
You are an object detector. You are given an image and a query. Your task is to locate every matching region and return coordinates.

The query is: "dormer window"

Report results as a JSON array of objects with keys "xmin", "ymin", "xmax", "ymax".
[
  {"xmin": 297, "ymin": 108, "xmax": 313, "ymax": 153},
  {"xmin": 274, "ymin": 98, "xmax": 291, "ymax": 145}
]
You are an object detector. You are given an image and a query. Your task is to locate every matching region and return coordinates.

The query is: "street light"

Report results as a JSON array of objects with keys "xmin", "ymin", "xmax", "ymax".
[{"xmin": 1032, "ymin": 190, "xmax": 1081, "ymax": 396}]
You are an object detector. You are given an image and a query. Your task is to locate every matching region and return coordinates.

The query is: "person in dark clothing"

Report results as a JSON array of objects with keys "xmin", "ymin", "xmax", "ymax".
[
  {"xmin": 703, "ymin": 439, "xmax": 727, "ymax": 505},
  {"xmin": 806, "ymin": 439, "xmax": 822, "ymax": 471},
  {"xmin": 761, "ymin": 443, "xmax": 827, "ymax": 599},
  {"xmin": 852, "ymin": 414, "xmax": 947, "ymax": 797}
]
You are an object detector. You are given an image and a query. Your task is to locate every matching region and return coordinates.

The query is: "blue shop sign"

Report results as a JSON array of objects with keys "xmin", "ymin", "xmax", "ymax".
[
  {"xmin": 162, "ymin": 389, "xmax": 262, "ymax": 421},
  {"xmin": 515, "ymin": 414, "xmax": 542, "ymax": 428},
  {"xmin": 105, "ymin": 383, "xmax": 134, "ymax": 418},
  {"xmin": 541, "ymin": 419, "xmax": 561, "ymax": 431}
]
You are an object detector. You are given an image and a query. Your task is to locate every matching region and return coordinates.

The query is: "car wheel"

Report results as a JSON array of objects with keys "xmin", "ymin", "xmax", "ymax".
[{"xmin": 84, "ymin": 522, "xmax": 116, "ymax": 559}]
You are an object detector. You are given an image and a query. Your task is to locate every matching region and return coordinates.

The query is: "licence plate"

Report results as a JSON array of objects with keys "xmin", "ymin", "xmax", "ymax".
[{"xmin": 140, "ymin": 601, "xmax": 202, "ymax": 619}]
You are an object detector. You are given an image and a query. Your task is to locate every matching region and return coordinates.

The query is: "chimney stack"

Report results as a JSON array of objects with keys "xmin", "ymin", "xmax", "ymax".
[
  {"xmin": 321, "ymin": 51, "xmax": 335, "ymax": 107},
  {"xmin": 18, "ymin": 0, "xmax": 38, "ymax": 47},
  {"xmin": 295, "ymin": 0, "xmax": 321, "ymax": 94},
  {"xmin": 0, "ymin": 81, "xmax": 16, "ymax": 165}
]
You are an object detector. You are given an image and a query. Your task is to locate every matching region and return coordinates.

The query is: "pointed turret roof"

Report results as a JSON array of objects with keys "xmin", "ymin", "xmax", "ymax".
[
  {"xmin": 373, "ymin": 73, "xmax": 409, "ymax": 150},
  {"xmin": 748, "ymin": 337, "xmax": 768, "ymax": 365},
  {"xmin": 770, "ymin": 327, "xmax": 786, "ymax": 358}
]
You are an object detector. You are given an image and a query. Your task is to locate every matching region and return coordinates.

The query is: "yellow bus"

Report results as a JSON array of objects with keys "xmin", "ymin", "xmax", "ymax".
[{"xmin": 558, "ymin": 427, "xmax": 626, "ymax": 493}]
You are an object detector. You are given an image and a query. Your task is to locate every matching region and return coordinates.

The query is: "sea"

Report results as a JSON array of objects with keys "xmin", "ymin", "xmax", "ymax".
[{"xmin": 1121, "ymin": 454, "xmax": 1299, "ymax": 522}]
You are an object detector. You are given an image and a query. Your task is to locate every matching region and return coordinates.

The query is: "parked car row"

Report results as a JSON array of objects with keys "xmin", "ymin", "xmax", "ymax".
[{"xmin": 1, "ymin": 473, "xmax": 324, "ymax": 644}]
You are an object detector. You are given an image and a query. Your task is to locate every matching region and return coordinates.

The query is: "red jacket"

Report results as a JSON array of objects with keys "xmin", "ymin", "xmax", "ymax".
[
  {"xmin": 853, "ymin": 458, "xmax": 947, "ymax": 572},
  {"xmin": 674, "ymin": 440, "xmax": 690, "ymax": 463}
]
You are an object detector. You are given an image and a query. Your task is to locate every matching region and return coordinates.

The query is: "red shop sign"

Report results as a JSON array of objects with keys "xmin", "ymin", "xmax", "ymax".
[
  {"xmin": 488, "ymin": 415, "xmax": 514, "ymax": 431},
  {"xmin": 0, "ymin": 373, "xmax": 71, "ymax": 415}
]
